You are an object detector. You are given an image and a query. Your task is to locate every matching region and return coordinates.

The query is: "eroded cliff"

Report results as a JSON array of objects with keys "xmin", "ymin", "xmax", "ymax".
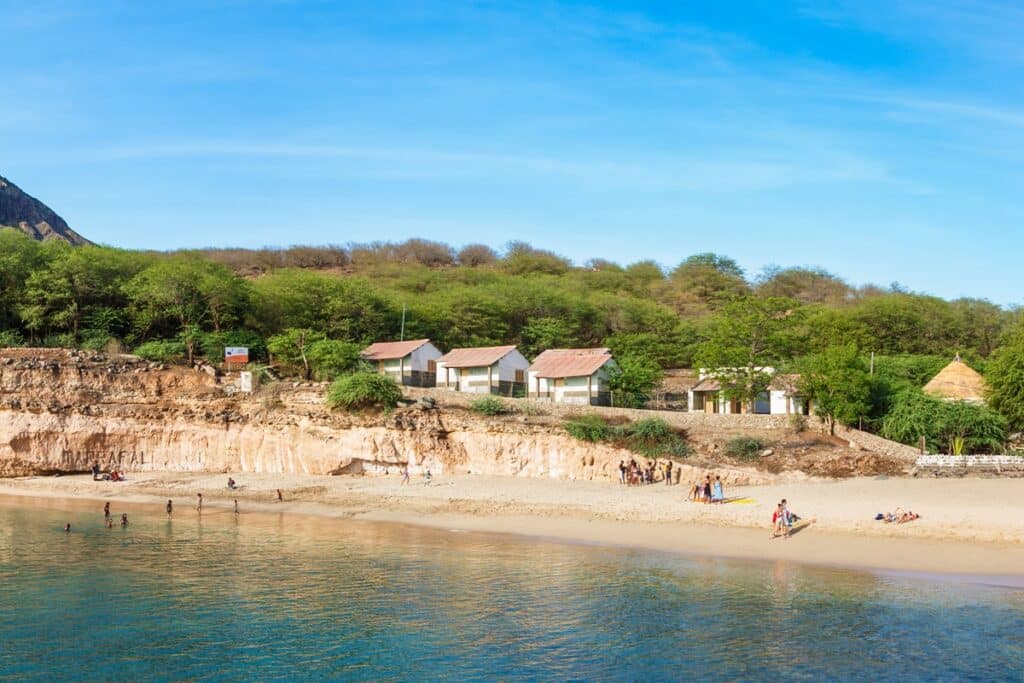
[{"xmin": 0, "ymin": 349, "xmax": 904, "ymax": 483}]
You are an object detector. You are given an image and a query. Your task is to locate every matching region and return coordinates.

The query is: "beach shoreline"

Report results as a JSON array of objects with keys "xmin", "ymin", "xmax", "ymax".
[{"xmin": 2, "ymin": 471, "xmax": 1022, "ymax": 581}]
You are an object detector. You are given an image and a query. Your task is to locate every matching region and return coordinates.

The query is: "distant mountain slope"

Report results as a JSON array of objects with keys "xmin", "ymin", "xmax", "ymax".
[{"xmin": 0, "ymin": 174, "xmax": 90, "ymax": 245}]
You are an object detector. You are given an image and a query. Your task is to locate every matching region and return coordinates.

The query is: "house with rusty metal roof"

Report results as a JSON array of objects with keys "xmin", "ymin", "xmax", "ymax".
[
  {"xmin": 527, "ymin": 348, "xmax": 617, "ymax": 405},
  {"xmin": 361, "ymin": 339, "xmax": 443, "ymax": 387},
  {"xmin": 435, "ymin": 345, "xmax": 530, "ymax": 395},
  {"xmin": 688, "ymin": 367, "xmax": 811, "ymax": 415}
]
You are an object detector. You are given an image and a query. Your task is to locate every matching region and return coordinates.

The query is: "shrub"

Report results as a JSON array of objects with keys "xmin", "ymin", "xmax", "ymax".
[
  {"xmin": 326, "ymin": 371, "xmax": 402, "ymax": 412},
  {"xmin": 882, "ymin": 390, "xmax": 1007, "ymax": 454},
  {"xmin": 626, "ymin": 418, "xmax": 691, "ymax": 459},
  {"xmin": 725, "ymin": 436, "xmax": 767, "ymax": 460},
  {"xmin": 563, "ymin": 414, "xmax": 613, "ymax": 442},
  {"xmin": 628, "ymin": 418, "xmax": 673, "ymax": 440},
  {"xmin": 518, "ymin": 400, "xmax": 548, "ymax": 417},
  {"xmin": 664, "ymin": 439, "xmax": 693, "ymax": 458},
  {"xmin": 134, "ymin": 339, "xmax": 187, "ymax": 362},
  {"xmin": 471, "ymin": 396, "xmax": 508, "ymax": 416},
  {"xmin": 0, "ymin": 330, "xmax": 25, "ymax": 348},
  {"xmin": 788, "ymin": 413, "xmax": 808, "ymax": 433},
  {"xmin": 79, "ymin": 328, "xmax": 115, "ymax": 351}
]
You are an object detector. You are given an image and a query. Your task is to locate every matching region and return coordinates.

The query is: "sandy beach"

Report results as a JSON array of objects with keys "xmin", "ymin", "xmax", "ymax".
[{"xmin": 1, "ymin": 471, "xmax": 1022, "ymax": 580}]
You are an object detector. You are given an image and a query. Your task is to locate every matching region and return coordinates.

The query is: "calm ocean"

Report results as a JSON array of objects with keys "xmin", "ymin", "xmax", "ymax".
[{"xmin": 0, "ymin": 497, "xmax": 1021, "ymax": 682}]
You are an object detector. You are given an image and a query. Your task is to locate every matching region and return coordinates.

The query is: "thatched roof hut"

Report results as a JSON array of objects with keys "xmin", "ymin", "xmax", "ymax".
[{"xmin": 923, "ymin": 355, "xmax": 987, "ymax": 403}]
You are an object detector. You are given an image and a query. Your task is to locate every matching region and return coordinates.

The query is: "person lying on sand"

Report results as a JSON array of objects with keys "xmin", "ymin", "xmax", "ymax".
[{"xmin": 880, "ymin": 508, "xmax": 920, "ymax": 524}]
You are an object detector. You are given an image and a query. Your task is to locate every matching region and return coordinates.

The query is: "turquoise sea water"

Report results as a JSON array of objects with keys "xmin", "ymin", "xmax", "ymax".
[{"xmin": 0, "ymin": 498, "xmax": 1022, "ymax": 682}]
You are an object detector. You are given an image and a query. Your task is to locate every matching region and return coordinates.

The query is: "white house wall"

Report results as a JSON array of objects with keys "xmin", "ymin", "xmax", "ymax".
[
  {"xmin": 408, "ymin": 343, "xmax": 443, "ymax": 373},
  {"xmin": 496, "ymin": 350, "xmax": 530, "ymax": 382},
  {"xmin": 769, "ymin": 390, "xmax": 789, "ymax": 414}
]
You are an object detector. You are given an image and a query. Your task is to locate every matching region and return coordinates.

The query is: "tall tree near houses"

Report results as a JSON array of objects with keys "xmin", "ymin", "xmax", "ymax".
[
  {"xmin": 795, "ymin": 344, "xmax": 872, "ymax": 435},
  {"xmin": 694, "ymin": 296, "xmax": 804, "ymax": 406}
]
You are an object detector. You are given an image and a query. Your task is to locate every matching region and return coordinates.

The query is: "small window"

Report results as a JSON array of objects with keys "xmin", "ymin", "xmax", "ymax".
[
  {"xmin": 514, "ymin": 369, "xmax": 525, "ymax": 383},
  {"xmin": 427, "ymin": 360, "xmax": 437, "ymax": 373}
]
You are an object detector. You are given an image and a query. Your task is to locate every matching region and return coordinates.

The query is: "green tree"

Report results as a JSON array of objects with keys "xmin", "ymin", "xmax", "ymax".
[
  {"xmin": 796, "ymin": 345, "xmax": 872, "ymax": 434},
  {"xmin": 250, "ymin": 269, "xmax": 396, "ymax": 342},
  {"xmin": 694, "ymin": 297, "xmax": 803, "ymax": 404},
  {"xmin": 520, "ymin": 317, "xmax": 575, "ymax": 358},
  {"xmin": 669, "ymin": 252, "xmax": 749, "ymax": 314},
  {"xmin": 607, "ymin": 354, "xmax": 663, "ymax": 408},
  {"xmin": 0, "ymin": 229, "xmax": 44, "ymax": 333},
  {"xmin": 267, "ymin": 328, "xmax": 327, "ymax": 379},
  {"xmin": 986, "ymin": 328, "xmax": 1024, "ymax": 432},
  {"xmin": 124, "ymin": 256, "xmax": 248, "ymax": 362},
  {"xmin": 306, "ymin": 339, "xmax": 365, "ymax": 381}
]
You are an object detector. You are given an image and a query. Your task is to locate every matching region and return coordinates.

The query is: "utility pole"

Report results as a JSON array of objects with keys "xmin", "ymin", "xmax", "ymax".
[
  {"xmin": 869, "ymin": 351, "xmax": 875, "ymax": 375},
  {"xmin": 400, "ymin": 303, "xmax": 407, "ymax": 341}
]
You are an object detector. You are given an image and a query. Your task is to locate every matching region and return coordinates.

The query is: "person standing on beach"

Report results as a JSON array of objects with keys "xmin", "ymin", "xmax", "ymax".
[
  {"xmin": 276, "ymin": 489, "xmax": 283, "ymax": 502},
  {"xmin": 711, "ymin": 476, "xmax": 724, "ymax": 503},
  {"xmin": 166, "ymin": 499, "xmax": 173, "ymax": 518},
  {"xmin": 664, "ymin": 461, "xmax": 673, "ymax": 486},
  {"xmin": 196, "ymin": 493, "xmax": 203, "ymax": 513},
  {"xmin": 233, "ymin": 499, "xmax": 239, "ymax": 515},
  {"xmin": 401, "ymin": 464, "xmax": 410, "ymax": 485},
  {"xmin": 103, "ymin": 501, "xmax": 110, "ymax": 519}
]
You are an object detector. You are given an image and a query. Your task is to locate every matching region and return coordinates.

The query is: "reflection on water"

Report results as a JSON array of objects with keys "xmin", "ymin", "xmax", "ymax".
[{"xmin": 0, "ymin": 497, "xmax": 1022, "ymax": 681}]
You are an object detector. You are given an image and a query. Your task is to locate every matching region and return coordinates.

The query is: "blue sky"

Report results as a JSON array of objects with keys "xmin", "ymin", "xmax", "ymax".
[{"xmin": 3, "ymin": 1, "xmax": 1023, "ymax": 304}]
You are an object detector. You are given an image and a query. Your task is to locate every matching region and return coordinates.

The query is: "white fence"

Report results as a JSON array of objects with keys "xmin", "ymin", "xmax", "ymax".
[{"xmin": 916, "ymin": 455, "xmax": 1024, "ymax": 468}]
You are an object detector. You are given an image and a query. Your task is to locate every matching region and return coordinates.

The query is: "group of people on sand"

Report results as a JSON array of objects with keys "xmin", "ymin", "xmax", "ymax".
[
  {"xmin": 618, "ymin": 459, "xmax": 678, "ymax": 486},
  {"xmin": 690, "ymin": 474, "xmax": 725, "ymax": 503},
  {"xmin": 770, "ymin": 499, "xmax": 803, "ymax": 539},
  {"xmin": 91, "ymin": 462, "xmax": 126, "ymax": 482}
]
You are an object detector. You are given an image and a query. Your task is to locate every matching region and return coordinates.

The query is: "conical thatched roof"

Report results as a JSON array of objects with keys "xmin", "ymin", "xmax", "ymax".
[{"xmin": 923, "ymin": 356, "xmax": 987, "ymax": 403}]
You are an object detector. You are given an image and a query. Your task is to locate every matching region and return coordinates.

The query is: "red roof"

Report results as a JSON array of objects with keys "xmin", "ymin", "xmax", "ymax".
[
  {"xmin": 529, "ymin": 348, "xmax": 614, "ymax": 378},
  {"xmin": 438, "ymin": 345, "xmax": 519, "ymax": 368},
  {"xmin": 361, "ymin": 339, "xmax": 432, "ymax": 361}
]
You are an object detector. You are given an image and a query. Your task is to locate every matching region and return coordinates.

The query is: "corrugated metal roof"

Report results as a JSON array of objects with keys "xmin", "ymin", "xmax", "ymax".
[
  {"xmin": 361, "ymin": 339, "xmax": 431, "ymax": 361},
  {"xmin": 529, "ymin": 348, "xmax": 613, "ymax": 378},
  {"xmin": 438, "ymin": 345, "xmax": 519, "ymax": 368}
]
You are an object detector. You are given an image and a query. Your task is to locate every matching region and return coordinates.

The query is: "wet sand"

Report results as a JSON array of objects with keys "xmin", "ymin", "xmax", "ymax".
[{"xmin": 1, "ymin": 471, "xmax": 1022, "ymax": 579}]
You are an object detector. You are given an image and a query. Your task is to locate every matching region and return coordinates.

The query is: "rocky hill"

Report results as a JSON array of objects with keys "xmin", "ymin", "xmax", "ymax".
[{"xmin": 0, "ymin": 174, "xmax": 90, "ymax": 245}]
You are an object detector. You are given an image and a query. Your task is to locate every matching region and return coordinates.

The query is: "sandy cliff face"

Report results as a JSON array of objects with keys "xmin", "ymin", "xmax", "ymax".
[
  {"xmin": 0, "ymin": 350, "xmax": 770, "ymax": 484},
  {"xmin": 0, "ymin": 349, "xmax": 895, "ymax": 483}
]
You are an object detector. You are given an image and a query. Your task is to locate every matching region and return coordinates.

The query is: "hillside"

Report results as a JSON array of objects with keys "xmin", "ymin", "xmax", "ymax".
[{"xmin": 0, "ymin": 174, "xmax": 89, "ymax": 245}]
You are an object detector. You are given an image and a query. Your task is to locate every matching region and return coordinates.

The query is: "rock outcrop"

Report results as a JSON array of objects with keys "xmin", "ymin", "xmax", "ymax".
[{"xmin": 0, "ymin": 175, "xmax": 90, "ymax": 245}]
